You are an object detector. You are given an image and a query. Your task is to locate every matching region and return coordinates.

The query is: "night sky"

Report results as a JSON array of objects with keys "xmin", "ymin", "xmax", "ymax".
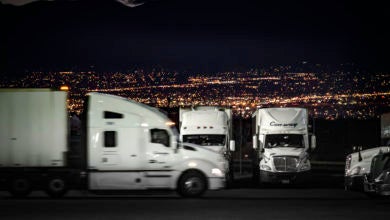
[{"xmin": 1, "ymin": 0, "xmax": 389, "ymax": 76}]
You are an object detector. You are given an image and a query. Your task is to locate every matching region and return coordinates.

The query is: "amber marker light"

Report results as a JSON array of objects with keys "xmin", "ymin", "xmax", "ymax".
[{"xmin": 60, "ymin": 85, "xmax": 69, "ymax": 91}]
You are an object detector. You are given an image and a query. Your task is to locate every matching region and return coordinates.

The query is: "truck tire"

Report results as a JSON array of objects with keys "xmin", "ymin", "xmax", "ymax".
[
  {"xmin": 9, "ymin": 177, "xmax": 32, "ymax": 197},
  {"xmin": 45, "ymin": 177, "xmax": 68, "ymax": 198},
  {"xmin": 177, "ymin": 171, "xmax": 207, "ymax": 198}
]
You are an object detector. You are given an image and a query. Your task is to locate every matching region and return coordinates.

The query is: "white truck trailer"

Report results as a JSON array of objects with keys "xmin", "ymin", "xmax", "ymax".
[
  {"xmin": 345, "ymin": 112, "xmax": 390, "ymax": 191},
  {"xmin": 179, "ymin": 106, "xmax": 235, "ymax": 185},
  {"xmin": 0, "ymin": 89, "xmax": 226, "ymax": 197},
  {"xmin": 252, "ymin": 107, "xmax": 316, "ymax": 185}
]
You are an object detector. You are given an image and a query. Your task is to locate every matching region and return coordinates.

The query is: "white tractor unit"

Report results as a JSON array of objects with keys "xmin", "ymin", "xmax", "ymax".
[
  {"xmin": 0, "ymin": 89, "xmax": 227, "ymax": 197},
  {"xmin": 252, "ymin": 107, "xmax": 316, "ymax": 185}
]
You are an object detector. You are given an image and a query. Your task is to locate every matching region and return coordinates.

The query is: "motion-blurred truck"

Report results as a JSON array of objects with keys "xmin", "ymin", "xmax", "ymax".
[{"xmin": 0, "ymin": 89, "xmax": 226, "ymax": 197}]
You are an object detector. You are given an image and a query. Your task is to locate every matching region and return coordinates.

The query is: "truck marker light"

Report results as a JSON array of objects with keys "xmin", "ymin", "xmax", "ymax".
[
  {"xmin": 60, "ymin": 85, "xmax": 69, "ymax": 91},
  {"xmin": 166, "ymin": 121, "xmax": 175, "ymax": 126}
]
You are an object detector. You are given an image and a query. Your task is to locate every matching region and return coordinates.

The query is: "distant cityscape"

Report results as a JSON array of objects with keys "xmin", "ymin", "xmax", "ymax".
[{"xmin": 1, "ymin": 63, "xmax": 389, "ymax": 119}]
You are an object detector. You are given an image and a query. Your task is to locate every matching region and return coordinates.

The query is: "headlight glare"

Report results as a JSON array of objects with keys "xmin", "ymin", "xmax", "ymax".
[
  {"xmin": 350, "ymin": 166, "xmax": 361, "ymax": 175},
  {"xmin": 260, "ymin": 164, "xmax": 272, "ymax": 171},
  {"xmin": 300, "ymin": 164, "xmax": 310, "ymax": 171},
  {"xmin": 211, "ymin": 168, "xmax": 224, "ymax": 177}
]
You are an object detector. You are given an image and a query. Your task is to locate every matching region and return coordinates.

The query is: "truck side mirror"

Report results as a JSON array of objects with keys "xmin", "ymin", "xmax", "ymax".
[
  {"xmin": 311, "ymin": 135, "xmax": 316, "ymax": 151},
  {"xmin": 252, "ymin": 135, "xmax": 257, "ymax": 149},
  {"xmin": 229, "ymin": 140, "xmax": 235, "ymax": 152}
]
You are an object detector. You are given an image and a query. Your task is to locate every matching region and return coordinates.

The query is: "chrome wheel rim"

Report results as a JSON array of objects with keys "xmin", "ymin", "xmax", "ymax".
[{"xmin": 184, "ymin": 177, "xmax": 203, "ymax": 195}]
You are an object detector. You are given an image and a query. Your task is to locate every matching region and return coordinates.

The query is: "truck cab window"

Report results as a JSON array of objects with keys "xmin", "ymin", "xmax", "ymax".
[
  {"xmin": 183, "ymin": 135, "xmax": 226, "ymax": 146},
  {"xmin": 104, "ymin": 131, "xmax": 117, "ymax": 147},
  {"xmin": 150, "ymin": 129, "xmax": 170, "ymax": 147},
  {"xmin": 104, "ymin": 111, "xmax": 124, "ymax": 119},
  {"xmin": 265, "ymin": 134, "xmax": 304, "ymax": 148}
]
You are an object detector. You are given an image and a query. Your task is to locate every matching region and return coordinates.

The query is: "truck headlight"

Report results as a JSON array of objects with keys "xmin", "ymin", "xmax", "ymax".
[
  {"xmin": 211, "ymin": 168, "xmax": 224, "ymax": 177},
  {"xmin": 260, "ymin": 164, "xmax": 272, "ymax": 171},
  {"xmin": 350, "ymin": 166, "xmax": 361, "ymax": 175},
  {"xmin": 300, "ymin": 164, "xmax": 310, "ymax": 171}
]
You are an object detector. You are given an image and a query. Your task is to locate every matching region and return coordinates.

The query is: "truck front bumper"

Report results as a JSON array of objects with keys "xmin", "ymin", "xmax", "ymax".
[
  {"xmin": 345, "ymin": 175, "xmax": 364, "ymax": 191},
  {"xmin": 364, "ymin": 181, "xmax": 390, "ymax": 196},
  {"xmin": 260, "ymin": 170, "xmax": 310, "ymax": 184},
  {"xmin": 377, "ymin": 183, "xmax": 390, "ymax": 196},
  {"xmin": 208, "ymin": 177, "xmax": 226, "ymax": 190}
]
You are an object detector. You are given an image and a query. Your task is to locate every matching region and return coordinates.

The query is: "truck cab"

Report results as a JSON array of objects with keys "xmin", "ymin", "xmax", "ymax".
[
  {"xmin": 0, "ymin": 90, "xmax": 226, "ymax": 198},
  {"xmin": 252, "ymin": 107, "xmax": 316, "ymax": 185},
  {"xmin": 179, "ymin": 106, "xmax": 235, "ymax": 186},
  {"xmin": 345, "ymin": 146, "xmax": 390, "ymax": 191},
  {"xmin": 86, "ymin": 93, "xmax": 226, "ymax": 197},
  {"xmin": 363, "ymin": 151, "xmax": 390, "ymax": 196}
]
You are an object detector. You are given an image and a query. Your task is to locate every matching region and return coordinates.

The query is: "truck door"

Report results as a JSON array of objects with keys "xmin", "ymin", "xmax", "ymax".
[
  {"xmin": 89, "ymin": 111, "xmax": 145, "ymax": 190},
  {"xmin": 145, "ymin": 128, "xmax": 175, "ymax": 188}
]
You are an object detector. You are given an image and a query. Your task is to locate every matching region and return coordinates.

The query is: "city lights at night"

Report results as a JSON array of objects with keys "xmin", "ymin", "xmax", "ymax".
[{"xmin": 1, "ymin": 63, "xmax": 388, "ymax": 119}]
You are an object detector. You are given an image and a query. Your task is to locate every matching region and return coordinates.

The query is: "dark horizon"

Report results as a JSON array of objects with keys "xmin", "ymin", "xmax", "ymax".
[{"xmin": 1, "ymin": 0, "xmax": 389, "ymax": 76}]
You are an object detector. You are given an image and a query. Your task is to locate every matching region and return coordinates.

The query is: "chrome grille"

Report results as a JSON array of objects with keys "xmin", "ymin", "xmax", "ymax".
[{"xmin": 273, "ymin": 156, "xmax": 299, "ymax": 172}]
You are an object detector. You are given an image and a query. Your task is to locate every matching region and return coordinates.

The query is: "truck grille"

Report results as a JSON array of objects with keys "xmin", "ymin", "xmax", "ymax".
[{"xmin": 273, "ymin": 156, "xmax": 299, "ymax": 172}]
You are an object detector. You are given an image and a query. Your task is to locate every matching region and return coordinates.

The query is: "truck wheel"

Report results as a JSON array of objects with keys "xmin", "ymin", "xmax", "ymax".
[
  {"xmin": 9, "ymin": 177, "xmax": 32, "ymax": 197},
  {"xmin": 45, "ymin": 177, "xmax": 68, "ymax": 198},
  {"xmin": 177, "ymin": 171, "xmax": 207, "ymax": 198}
]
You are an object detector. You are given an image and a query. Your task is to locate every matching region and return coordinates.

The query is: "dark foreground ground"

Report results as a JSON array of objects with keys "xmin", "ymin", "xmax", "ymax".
[{"xmin": 1, "ymin": 171, "xmax": 389, "ymax": 220}]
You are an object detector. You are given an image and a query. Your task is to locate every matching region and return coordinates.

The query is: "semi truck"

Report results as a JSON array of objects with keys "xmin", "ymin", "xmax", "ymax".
[
  {"xmin": 344, "ymin": 146, "xmax": 390, "ymax": 191},
  {"xmin": 252, "ymin": 107, "xmax": 316, "ymax": 185},
  {"xmin": 179, "ymin": 106, "xmax": 235, "ymax": 185},
  {"xmin": 363, "ymin": 151, "xmax": 390, "ymax": 196},
  {"xmin": 0, "ymin": 89, "xmax": 227, "ymax": 197},
  {"xmin": 345, "ymin": 112, "xmax": 390, "ymax": 191}
]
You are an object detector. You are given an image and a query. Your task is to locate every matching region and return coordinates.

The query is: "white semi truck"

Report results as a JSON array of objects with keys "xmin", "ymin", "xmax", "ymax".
[
  {"xmin": 179, "ymin": 106, "xmax": 235, "ymax": 185},
  {"xmin": 345, "ymin": 112, "xmax": 390, "ymax": 191},
  {"xmin": 0, "ymin": 89, "xmax": 226, "ymax": 197},
  {"xmin": 344, "ymin": 146, "xmax": 390, "ymax": 191},
  {"xmin": 252, "ymin": 107, "xmax": 316, "ymax": 185}
]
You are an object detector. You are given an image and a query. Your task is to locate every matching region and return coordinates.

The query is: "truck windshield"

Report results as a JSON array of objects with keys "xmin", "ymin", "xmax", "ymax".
[
  {"xmin": 183, "ymin": 135, "xmax": 226, "ymax": 146},
  {"xmin": 265, "ymin": 134, "xmax": 304, "ymax": 148}
]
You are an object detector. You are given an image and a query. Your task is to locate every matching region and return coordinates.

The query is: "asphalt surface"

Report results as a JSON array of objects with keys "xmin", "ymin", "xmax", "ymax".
[{"xmin": 1, "ymin": 174, "xmax": 389, "ymax": 220}]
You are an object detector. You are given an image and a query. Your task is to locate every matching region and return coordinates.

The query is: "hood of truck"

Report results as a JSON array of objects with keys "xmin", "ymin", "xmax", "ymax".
[
  {"xmin": 350, "ymin": 146, "xmax": 390, "ymax": 161},
  {"xmin": 346, "ymin": 146, "xmax": 390, "ymax": 176},
  {"xmin": 181, "ymin": 143, "xmax": 223, "ymax": 157},
  {"xmin": 180, "ymin": 143, "xmax": 227, "ymax": 170},
  {"xmin": 197, "ymin": 145, "xmax": 225, "ymax": 153},
  {"xmin": 264, "ymin": 147, "xmax": 306, "ymax": 158}
]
